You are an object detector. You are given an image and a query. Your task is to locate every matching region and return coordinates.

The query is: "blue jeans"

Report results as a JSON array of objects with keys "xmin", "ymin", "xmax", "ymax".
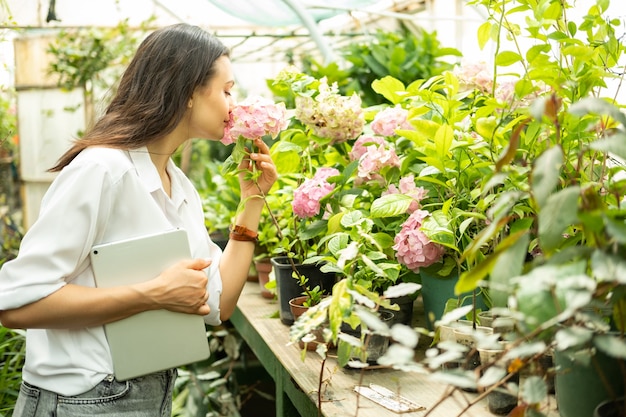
[{"xmin": 12, "ymin": 369, "xmax": 177, "ymax": 417}]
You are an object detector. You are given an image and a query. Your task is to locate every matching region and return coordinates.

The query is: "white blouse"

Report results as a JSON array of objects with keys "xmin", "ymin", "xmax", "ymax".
[{"xmin": 0, "ymin": 146, "xmax": 223, "ymax": 396}]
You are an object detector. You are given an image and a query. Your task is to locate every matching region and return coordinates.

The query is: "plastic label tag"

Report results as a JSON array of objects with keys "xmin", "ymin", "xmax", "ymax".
[{"xmin": 353, "ymin": 384, "xmax": 426, "ymax": 413}]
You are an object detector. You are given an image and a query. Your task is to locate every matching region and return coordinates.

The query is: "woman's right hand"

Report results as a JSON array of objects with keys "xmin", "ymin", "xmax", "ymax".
[{"xmin": 139, "ymin": 258, "xmax": 212, "ymax": 315}]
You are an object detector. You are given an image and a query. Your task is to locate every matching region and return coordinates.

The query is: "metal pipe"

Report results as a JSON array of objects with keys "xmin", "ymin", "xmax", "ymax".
[{"xmin": 281, "ymin": 0, "xmax": 334, "ymax": 64}]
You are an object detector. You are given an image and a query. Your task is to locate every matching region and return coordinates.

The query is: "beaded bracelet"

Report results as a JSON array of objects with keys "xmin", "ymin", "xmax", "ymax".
[{"xmin": 229, "ymin": 224, "xmax": 258, "ymax": 243}]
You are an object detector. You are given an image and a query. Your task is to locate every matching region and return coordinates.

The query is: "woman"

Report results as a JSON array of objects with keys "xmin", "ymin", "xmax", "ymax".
[{"xmin": 0, "ymin": 23, "xmax": 276, "ymax": 416}]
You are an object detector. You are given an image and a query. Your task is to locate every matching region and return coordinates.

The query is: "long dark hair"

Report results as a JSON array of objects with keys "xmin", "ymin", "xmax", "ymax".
[{"xmin": 49, "ymin": 23, "xmax": 230, "ymax": 172}]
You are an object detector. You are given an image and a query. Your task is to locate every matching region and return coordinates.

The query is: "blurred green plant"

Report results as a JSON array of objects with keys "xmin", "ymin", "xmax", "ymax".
[
  {"xmin": 0, "ymin": 91, "xmax": 16, "ymax": 152},
  {"xmin": 172, "ymin": 327, "xmax": 253, "ymax": 417},
  {"xmin": 47, "ymin": 18, "xmax": 153, "ymax": 128},
  {"xmin": 270, "ymin": 27, "xmax": 461, "ymax": 108},
  {"xmin": 340, "ymin": 26, "xmax": 461, "ymax": 106},
  {"xmin": 0, "ymin": 326, "xmax": 25, "ymax": 417},
  {"xmin": 0, "ymin": 208, "xmax": 24, "ymax": 417}
]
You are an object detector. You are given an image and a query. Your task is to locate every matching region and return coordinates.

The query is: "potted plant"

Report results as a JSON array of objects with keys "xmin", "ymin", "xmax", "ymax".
[
  {"xmin": 264, "ymin": 72, "xmax": 436, "ymax": 364},
  {"xmin": 482, "ymin": 97, "xmax": 626, "ymax": 417},
  {"xmin": 416, "ymin": 0, "xmax": 626, "ymax": 415},
  {"xmin": 221, "ymin": 93, "xmax": 340, "ymax": 323}
]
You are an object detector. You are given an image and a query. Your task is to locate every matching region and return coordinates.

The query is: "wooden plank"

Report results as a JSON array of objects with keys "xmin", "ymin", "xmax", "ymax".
[
  {"xmin": 17, "ymin": 88, "xmax": 84, "ymax": 182},
  {"xmin": 230, "ymin": 282, "xmax": 556, "ymax": 417},
  {"xmin": 14, "ymin": 34, "xmax": 60, "ymax": 89}
]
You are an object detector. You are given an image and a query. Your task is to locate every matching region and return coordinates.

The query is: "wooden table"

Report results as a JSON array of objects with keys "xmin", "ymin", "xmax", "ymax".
[{"xmin": 228, "ymin": 281, "xmax": 547, "ymax": 417}]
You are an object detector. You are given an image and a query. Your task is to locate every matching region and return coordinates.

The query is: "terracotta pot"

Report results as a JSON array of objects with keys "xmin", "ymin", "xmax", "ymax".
[
  {"xmin": 289, "ymin": 295, "xmax": 311, "ymax": 320},
  {"xmin": 254, "ymin": 259, "xmax": 274, "ymax": 299},
  {"xmin": 289, "ymin": 295, "xmax": 326, "ymax": 351}
]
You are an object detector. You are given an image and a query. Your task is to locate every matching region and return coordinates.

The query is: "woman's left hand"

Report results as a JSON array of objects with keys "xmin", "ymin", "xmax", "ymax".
[{"xmin": 239, "ymin": 138, "xmax": 277, "ymax": 199}]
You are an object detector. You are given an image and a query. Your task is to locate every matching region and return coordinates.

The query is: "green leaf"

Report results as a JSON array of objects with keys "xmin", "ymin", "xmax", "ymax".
[
  {"xmin": 516, "ymin": 285, "xmax": 559, "ymax": 334},
  {"xmin": 531, "ymin": 146, "xmax": 564, "ymax": 208},
  {"xmin": 327, "ymin": 233, "xmax": 349, "ymax": 256},
  {"xmin": 430, "ymin": 369, "xmax": 477, "ymax": 390},
  {"xmin": 372, "ymin": 232, "xmax": 396, "ymax": 249},
  {"xmin": 595, "ymin": 334, "xmax": 626, "ymax": 359},
  {"xmin": 326, "ymin": 212, "xmax": 345, "ymax": 234},
  {"xmin": 406, "ymin": 120, "xmax": 441, "ymax": 145},
  {"xmin": 456, "ymin": 257, "xmax": 496, "ymax": 294},
  {"xmin": 336, "ymin": 339, "xmax": 354, "ymax": 368},
  {"xmin": 477, "ymin": 21, "xmax": 492, "ymax": 49},
  {"xmin": 567, "ymin": 21, "xmax": 577, "ymax": 37},
  {"xmin": 538, "ymin": 186, "xmax": 580, "ymax": 252},
  {"xmin": 605, "ymin": 216, "xmax": 626, "ymax": 247},
  {"xmin": 598, "ymin": 0, "xmax": 609, "ymax": 12},
  {"xmin": 590, "ymin": 133, "xmax": 626, "ymax": 161},
  {"xmin": 590, "ymin": 250, "xmax": 626, "ymax": 284},
  {"xmin": 434, "ymin": 124, "xmax": 454, "ymax": 158},
  {"xmin": 569, "ymin": 97, "xmax": 626, "ymax": 127},
  {"xmin": 543, "ymin": 1, "xmax": 562, "ymax": 20},
  {"xmin": 221, "ymin": 136, "xmax": 247, "ymax": 175},
  {"xmin": 490, "ymin": 232, "xmax": 530, "ymax": 307},
  {"xmin": 271, "ymin": 141, "xmax": 302, "ymax": 174},
  {"xmin": 555, "ymin": 326, "xmax": 593, "ymax": 351},
  {"xmin": 340, "ymin": 210, "xmax": 365, "ymax": 227},
  {"xmin": 562, "ymin": 45, "xmax": 594, "ymax": 59},
  {"xmin": 421, "ymin": 212, "xmax": 456, "ymax": 250},
  {"xmin": 476, "ymin": 116, "xmax": 497, "ymax": 140},
  {"xmin": 370, "ymin": 194, "xmax": 413, "ymax": 218},
  {"xmin": 521, "ymin": 376, "xmax": 547, "ymax": 405},
  {"xmin": 478, "ymin": 367, "xmax": 507, "ymax": 387},
  {"xmin": 371, "ymin": 76, "xmax": 406, "ymax": 105},
  {"xmin": 495, "ymin": 51, "xmax": 522, "ymax": 67},
  {"xmin": 299, "ymin": 219, "xmax": 327, "ymax": 240},
  {"xmin": 418, "ymin": 156, "xmax": 446, "ymax": 174},
  {"xmin": 526, "ymin": 44, "xmax": 551, "ymax": 63}
]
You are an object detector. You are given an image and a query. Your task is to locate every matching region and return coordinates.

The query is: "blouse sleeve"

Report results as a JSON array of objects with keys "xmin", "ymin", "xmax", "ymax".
[
  {"xmin": 203, "ymin": 237, "xmax": 223, "ymax": 326},
  {"xmin": 0, "ymin": 161, "xmax": 112, "ymax": 310},
  {"xmin": 178, "ymin": 176, "xmax": 224, "ymax": 327}
]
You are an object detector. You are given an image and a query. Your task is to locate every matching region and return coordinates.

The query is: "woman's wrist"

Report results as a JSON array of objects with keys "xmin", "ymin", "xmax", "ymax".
[{"xmin": 229, "ymin": 224, "xmax": 258, "ymax": 243}]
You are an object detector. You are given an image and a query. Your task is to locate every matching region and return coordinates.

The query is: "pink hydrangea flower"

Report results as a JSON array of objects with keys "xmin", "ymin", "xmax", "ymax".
[
  {"xmin": 295, "ymin": 78, "xmax": 364, "ymax": 144},
  {"xmin": 349, "ymin": 135, "xmax": 386, "ymax": 161},
  {"xmin": 495, "ymin": 80, "xmax": 516, "ymax": 103},
  {"xmin": 356, "ymin": 143, "xmax": 400, "ymax": 184},
  {"xmin": 454, "ymin": 61, "xmax": 494, "ymax": 94},
  {"xmin": 393, "ymin": 209, "xmax": 445, "ymax": 272},
  {"xmin": 292, "ymin": 167, "xmax": 340, "ymax": 218},
  {"xmin": 383, "ymin": 175, "xmax": 428, "ymax": 213},
  {"xmin": 221, "ymin": 96, "xmax": 289, "ymax": 145},
  {"xmin": 371, "ymin": 106, "xmax": 414, "ymax": 136}
]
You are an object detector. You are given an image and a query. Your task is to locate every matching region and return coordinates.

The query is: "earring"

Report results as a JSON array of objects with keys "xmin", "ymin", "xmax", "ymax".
[{"xmin": 188, "ymin": 100, "xmax": 193, "ymax": 108}]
